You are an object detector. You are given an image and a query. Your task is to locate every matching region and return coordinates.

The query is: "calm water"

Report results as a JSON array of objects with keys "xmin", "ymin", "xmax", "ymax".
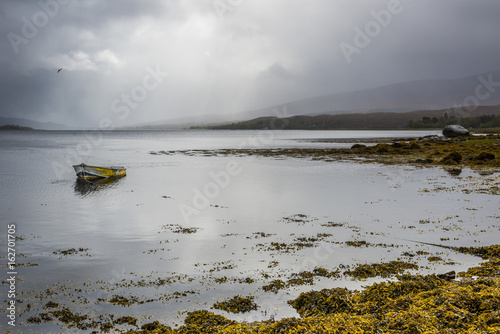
[{"xmin": 1, "ymin": 129, "xmax": 498, "ymax": 332}]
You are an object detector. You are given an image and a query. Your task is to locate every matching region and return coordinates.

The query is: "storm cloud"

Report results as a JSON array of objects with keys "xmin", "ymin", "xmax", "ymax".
[{"xmin": 1, "ymin": 0, "xmax": 500, "ymax": 128}]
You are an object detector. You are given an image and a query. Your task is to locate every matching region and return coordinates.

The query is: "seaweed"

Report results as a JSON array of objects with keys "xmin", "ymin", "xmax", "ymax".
[
  {"xmin": 114, "ymin": 315, "xmax": 138, "ymax": 326},
  {"xmin": 456, "ymin": 245, "xmax": 500, "ymax": 260},
  {"xmin": 288, "ymin": 287, "xmax": 354, "ymax": 317},
  {"xmin": 161, "ymin": 224, "xmax": 201, "ymax": 234},
  {"xmin": 107, "ymin": 295, "xmax": 140, "ymax": 306},
  {"xmin": 344, "ymin": 261, "xmax": 419, "ymax": 279},
  {"xmin": 177, "ymin": 310, "xmax": 236, "ymax": 333},
  {"xmin": 25, "ymin": 251, "xmax": 500, "ymax": 333},
  {"xmin": 345, "ymin": 240, "xmax": 369, "ymax": 247},
  {"xmin": 52, "ymin": 247, "xmax": 90, "ymax": 257},
  {"xmin": 458, "ymin": 259, "xmax": 500, "ymax": 278},
  {"xmin": 475, "ymin": 152, "xmax": 496, "ymax": 161},
  {"xmin": 27, "ymin": 316, "xmax": 42, "ymax": 324},
  {"xmin": 140, "ymin": 320, "xmax": 172, "ymax": 332},
  {"xmin": 321, "ymin": 221, "xmax": 345, "ymax": 227},
  {"xmin": 286, "ymin": 271, "xmax": 315, "ymax": 286},
  {"xmin": 49, "ymin": 308, "xmax": 94, "ymax": 330},
  {"xmin": 441, "ymin": 151, "xmax": 462, "ymax": 164},
  {"xmin": 212, "ymin": 295, "xmax": 259, "ymax": 314},
  {"xmin": 44, "ymin": 301, "xmax": 59, "ymax": 308},
  {"xmin": 150, "ymin": 135, "xmax": 500, "ymax": 171},
  {"xmin": 262, "ymin": 279, "xmax": 286, "ymax": 293}
]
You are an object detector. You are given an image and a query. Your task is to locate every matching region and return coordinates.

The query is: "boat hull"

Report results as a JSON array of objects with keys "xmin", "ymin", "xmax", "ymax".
[{"xmin": 73, "ymin": 163, "xmax": 126, "ymax": 179}]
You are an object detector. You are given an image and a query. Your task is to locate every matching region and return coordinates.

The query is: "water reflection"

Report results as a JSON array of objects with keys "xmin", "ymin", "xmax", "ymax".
[{"xmin": 73, "ymin": 176, "xmax": 123, "ymax": 196}]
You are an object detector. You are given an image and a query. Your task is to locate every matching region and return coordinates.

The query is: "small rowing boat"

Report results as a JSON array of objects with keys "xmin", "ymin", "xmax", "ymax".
[{"xmin": 73, "ymin": 163, "xmax": 126, "ymax": 179}]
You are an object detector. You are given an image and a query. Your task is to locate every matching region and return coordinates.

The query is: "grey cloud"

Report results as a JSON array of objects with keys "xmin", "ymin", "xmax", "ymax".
[{"xmin": 1, "ymin": 0, "xmax": 500, "ymax": 127}]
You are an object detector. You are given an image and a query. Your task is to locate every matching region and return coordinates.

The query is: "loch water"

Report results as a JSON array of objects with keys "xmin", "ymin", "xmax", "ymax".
[{"xmin": 1, "ymin": 129, "xmax": 498, "ymax": 332}]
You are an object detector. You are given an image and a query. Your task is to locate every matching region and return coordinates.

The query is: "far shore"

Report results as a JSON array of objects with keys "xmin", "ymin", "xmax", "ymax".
[{"xmin": 151, "ymin": 134, "xmax": 500, "ymax": 174}]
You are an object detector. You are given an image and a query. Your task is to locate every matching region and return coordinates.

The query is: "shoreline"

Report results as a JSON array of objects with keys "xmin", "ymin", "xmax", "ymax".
[{"xmin": 151, "ymin": 134, "xmax": 500, "ymax": 173}]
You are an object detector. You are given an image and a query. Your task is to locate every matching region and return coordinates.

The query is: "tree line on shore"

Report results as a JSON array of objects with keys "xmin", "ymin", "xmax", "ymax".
[{"xmin": 408, "ymin": 114, "xmax": 500, "ymax": 129}]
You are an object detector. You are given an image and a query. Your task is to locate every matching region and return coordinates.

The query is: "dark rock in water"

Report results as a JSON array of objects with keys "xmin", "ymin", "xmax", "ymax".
[
  {"xmin": 437, "ymin": 270, "xmax": 456, "ymax": 281},
  {"xmin": 445, "ymin": 168, "xmax": 462, "ymax": 176},
  {"xmin": 442, "ymin": 125, "xmax": 470, "ymax": 138}
]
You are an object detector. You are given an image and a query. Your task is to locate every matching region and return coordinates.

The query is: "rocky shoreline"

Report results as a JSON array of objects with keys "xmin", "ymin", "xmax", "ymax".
[{"xmin": 151, "ymin": 135, "xmax": 500, "ymax": 171}]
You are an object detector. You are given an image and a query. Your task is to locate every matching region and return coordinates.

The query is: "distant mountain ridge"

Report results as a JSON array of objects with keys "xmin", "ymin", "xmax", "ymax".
[
  {"xmin": 245, "ymin": 70, "xmax": 500, "ymax": 118},
  {"xmin": 141, "ymin": 69, "xmax": 500, "ymax": 129},
  {"xmin": 195, "ymin": 104, "xmax": 500, "ymax": 130}
]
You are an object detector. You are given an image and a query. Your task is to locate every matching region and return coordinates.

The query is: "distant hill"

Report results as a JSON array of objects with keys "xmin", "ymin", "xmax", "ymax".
[
  {"xmin": 0, "ymin": 124, "xmax": 35, "ymax": 131},
  {"xmin": 136, "ymin": 70, "xmax": 500, "ymax": 129},
  {"xmin": 244, "ymin": 70, "xmax": 500, "ymax": 118},
  {"xmin": 194, "ymin": 104, "xmax": 500, "ymax": 130},
  {"xmin": 0, "ymin": 117, "xmax": 69, "ymax": 130}
]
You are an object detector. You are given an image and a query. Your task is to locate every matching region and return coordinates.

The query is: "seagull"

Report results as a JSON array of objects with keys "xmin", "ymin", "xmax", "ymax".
[{"xmin": 57, "ymin": 68, "xmax": 63, "ymax": 73}]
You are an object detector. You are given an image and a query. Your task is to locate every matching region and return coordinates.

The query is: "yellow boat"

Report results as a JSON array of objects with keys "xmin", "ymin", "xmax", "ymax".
[{"xmin": 73, "ymin": 163, "xmax": 126, "ymax": 179}]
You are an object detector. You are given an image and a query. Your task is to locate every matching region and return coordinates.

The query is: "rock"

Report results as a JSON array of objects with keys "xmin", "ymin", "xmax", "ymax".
[
  {"xmin": 437, "ymin": 270, "xmax": 456, "ymax": 281},
  {"xmin": 351, "ymin": 144, "xmax": 367, "ymax": 150},
  {"xmin": 442, "ymin": 125, "xmax": 470, "ymax": 138},
  {"xmin": 420, "ymin": 135, "xmax": 441, "ymax": 141}
]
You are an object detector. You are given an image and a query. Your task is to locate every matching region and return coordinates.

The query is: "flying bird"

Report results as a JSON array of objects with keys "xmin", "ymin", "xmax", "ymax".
[{"xmin": 57, "ymin": 68, "xmax": 63, "ymax": 73}]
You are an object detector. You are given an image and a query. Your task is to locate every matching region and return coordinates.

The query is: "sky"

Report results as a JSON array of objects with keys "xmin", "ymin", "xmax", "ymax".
[{"xmin": 1, "ymin": 0, "xmax": 500, "ymax": 128}]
